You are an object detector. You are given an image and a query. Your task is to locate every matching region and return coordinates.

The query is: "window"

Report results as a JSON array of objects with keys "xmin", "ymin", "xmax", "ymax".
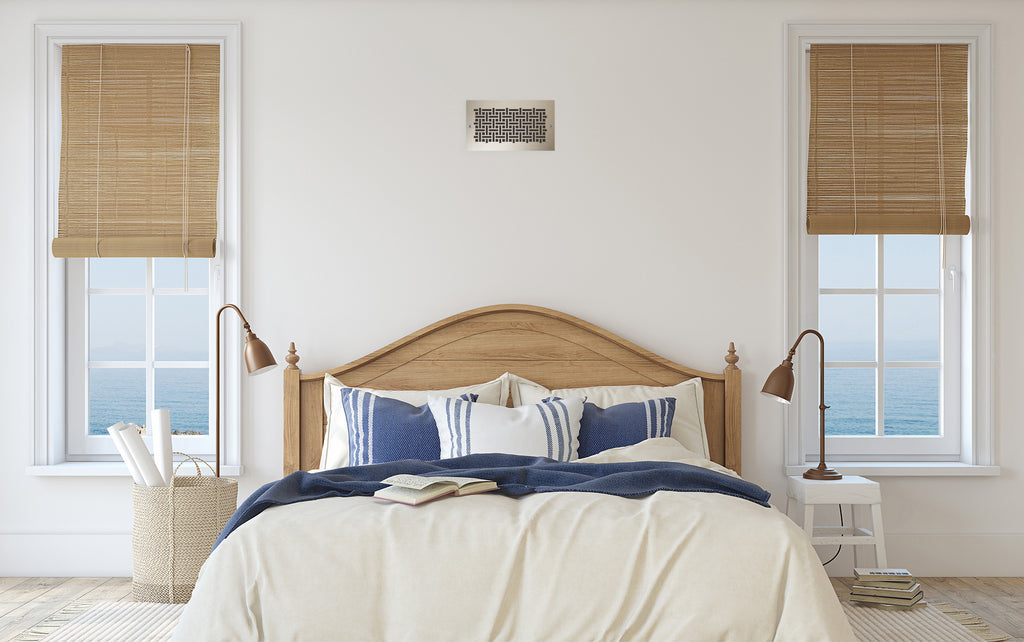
[
  {"xmin": 784, "ymin": 24, "xmax": 994, "ymax": 471},
  {"xmin": 32, "ymin": 22, "xmax": 241, "ymax": 472},
  {"xmin": 66, "ymin": 258, "xmax": 212, "ymax": 458},
  {"xmin": 816, "ymin": 234, "xmax": 960, "ymax": 459}
]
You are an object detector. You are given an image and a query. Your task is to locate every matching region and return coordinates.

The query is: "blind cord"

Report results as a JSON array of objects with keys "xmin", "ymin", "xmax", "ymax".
[
  {"xmin": 849, "ymin": 44, "xmax": 858, "ymax": 236},
  {"xmin": 182, "ymin": 44, "xmax": 192, "ymax": 292},
  {"xmin": 936, "ymin": 44, "xmax": 948, "ymax": 269},
  {"xmin": 95, "ymin": 44, "xmax": 103, "ymax": 258}
]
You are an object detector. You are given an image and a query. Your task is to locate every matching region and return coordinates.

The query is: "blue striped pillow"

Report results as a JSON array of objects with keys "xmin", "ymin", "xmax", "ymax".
[
  {"xmin": 556, "ymin": 397, "xmax": 676, "ymax": 458},
  {"xmin": 340, "ymin": 388, "xmax": 478, "ymax": 466},
  {"xmin": 428, "ymin": 395, "xmax": 584, "ymax": 462}
]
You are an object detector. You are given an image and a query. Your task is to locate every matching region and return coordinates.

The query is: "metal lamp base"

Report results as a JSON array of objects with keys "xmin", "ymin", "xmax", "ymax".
[{"xmin": 803, "ymin": 465, "xmax": 843, "ymax": 480}]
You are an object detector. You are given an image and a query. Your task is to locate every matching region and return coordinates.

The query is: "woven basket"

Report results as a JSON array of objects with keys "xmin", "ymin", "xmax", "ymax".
[{"xmin": 131, "ymin": 456, "xmax": 237, "ymax": 603}]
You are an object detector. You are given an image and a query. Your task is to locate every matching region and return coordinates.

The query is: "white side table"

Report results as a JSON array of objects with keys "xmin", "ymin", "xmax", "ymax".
[{"xmin": 786, "ymin": 475, "xmax": 887, "ymax": 568}]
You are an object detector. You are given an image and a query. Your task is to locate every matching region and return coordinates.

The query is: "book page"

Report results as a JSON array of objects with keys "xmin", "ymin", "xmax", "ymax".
[
  {"xmin": 854, "ymin": 568, "xmax": 912, "ymax": 578},
  {"xmin": 381, "ymin": 474, "xmax": 454, "ymax": 490},
  {"xmin": 381, "ymin": 474, "xmax": 491, "ymax": 490},
  {"xmin": 374, "ymin": 485, "xmax": 456, "ymax": 506},
  {"xmin": 424, "ymin": 476, "xmax": 491, "ymax": 488}
]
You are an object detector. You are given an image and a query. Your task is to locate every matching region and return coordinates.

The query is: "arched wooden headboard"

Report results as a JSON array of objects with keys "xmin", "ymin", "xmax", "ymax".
[{"xmin": 283, "ymin": 304, "xmax": 741, "ymax": 476}]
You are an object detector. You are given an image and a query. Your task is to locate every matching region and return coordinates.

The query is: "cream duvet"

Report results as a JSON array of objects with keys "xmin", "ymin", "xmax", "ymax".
[{"xmin": 173, "ymin": 439, "xmax": 854, "ymax": 641}]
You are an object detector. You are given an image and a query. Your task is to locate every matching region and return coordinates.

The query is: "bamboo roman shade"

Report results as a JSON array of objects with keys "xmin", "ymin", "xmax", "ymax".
[
  {"xmin": 53, "ymin": 44, "xmax": 220, "ymax": 258},
  {"xmin": 806, "ymin": 44, "xmax": 969, "ymax": 235}
]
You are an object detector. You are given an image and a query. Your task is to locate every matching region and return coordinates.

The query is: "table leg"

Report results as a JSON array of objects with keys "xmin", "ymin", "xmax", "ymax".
[
  {"xmin": 849, "ymin": 504, "xmax": 862, "ymax": 567},
  {"xmin": 871, "ymin": 502, "xmax": 887, "ymax": 567}
]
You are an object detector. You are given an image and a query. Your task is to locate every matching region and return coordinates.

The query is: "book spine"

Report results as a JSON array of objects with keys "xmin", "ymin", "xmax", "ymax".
[
  {"xmin": 850, "ymin": 594, "xmax": 922, "ymax": 605},
  {"xmin": 851, "ymin": 590, "xmax": 919, "ymax": 599}
]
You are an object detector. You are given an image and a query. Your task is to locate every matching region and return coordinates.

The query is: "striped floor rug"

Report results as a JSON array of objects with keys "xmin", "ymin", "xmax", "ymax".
[
  {"xmin": 12, "ymin": 601, "xmax": 184, "ymax": 642},
  {"xmin": 13, "ymin": 598, "xmax": 1010, "ymax": 641},
  {"xmin": 843, "ymin": 601, "xmax": 1010, "ymax": 642}
]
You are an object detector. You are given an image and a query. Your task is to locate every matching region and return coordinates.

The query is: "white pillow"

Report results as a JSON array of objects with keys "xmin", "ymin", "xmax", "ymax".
[
  {"xmin": 575, "ymin": 437, "xmax": 738, "ymax": 478},
  {"xmin": 320, "ymin": 373, "xmax": 510, "ymax": 469},
  {"xmin": 428, "ymin": 395, "xmax": 584, "ymax": 462},
  {"xmin": 510, "ymin": 374, "xmax": 709, "ymax": 459}
]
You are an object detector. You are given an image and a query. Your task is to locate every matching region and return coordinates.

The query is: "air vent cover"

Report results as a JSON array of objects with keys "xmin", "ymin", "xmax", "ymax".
[{"xmin": 466, "ymin": 100, "xmax": 554, "ymax": 151}]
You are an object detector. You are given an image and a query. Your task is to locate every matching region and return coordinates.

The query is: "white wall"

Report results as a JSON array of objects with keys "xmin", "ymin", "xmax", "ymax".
[{"xmin": 2, "ymin": 0, "xmax": 1022, "ymax": 577}]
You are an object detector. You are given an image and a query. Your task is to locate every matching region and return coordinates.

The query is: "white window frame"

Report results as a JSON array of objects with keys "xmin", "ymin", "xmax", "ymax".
[
  {"xmin": 66, "ymin": 258, "xmax": 213, "ymax": 458},
  {"xmin": 31, "ymin": 22, "xmax": 242, "ymax": 475},
  {"xmin": 810, "ymin": 235, "xmax": 960, "ymax": 459},
  {"xmin": 783, "ymin": 22, "xmax": 995, "ymax": 475}
]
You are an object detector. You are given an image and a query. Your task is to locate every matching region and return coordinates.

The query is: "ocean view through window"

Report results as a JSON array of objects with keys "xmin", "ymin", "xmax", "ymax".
[
  {"xmin": 818, "ymin": 235, "xmax": 948, "ymax": 443},
  {"xmin": 84, "ymin": 257, "xmax": 211, "ymax": 441},
  {"xmin": 824, "ymin": 345, "xmax": 940, "ymax": 437},
  {"xmin": 89, "ymin": 368, "xmax": 209, "ymax": 435}
]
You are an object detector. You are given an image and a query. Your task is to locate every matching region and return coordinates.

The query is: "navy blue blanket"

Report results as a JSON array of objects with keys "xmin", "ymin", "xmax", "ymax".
[{"xmin": 214, "ymin": 453, "xmax": 770, "ymax": 549}]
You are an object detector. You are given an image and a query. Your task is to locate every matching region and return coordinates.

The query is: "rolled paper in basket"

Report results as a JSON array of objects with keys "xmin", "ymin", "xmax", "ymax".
[
  {"xmin": 110, "ymin": 421, "xmax": 165, "ymax": 487},
  {"xmin": 152, "ymin": 409, "xmax": 173, "ymax": 486},
  {"xmin": 107, "ymin": 421, "xmax": 146, "ymax": 486}
]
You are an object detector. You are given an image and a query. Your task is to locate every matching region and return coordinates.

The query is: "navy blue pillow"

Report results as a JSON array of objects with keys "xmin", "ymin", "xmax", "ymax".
[
  {"xmin": 571, "ymin": 397, "xmax": 676, "ymax": 458},
  {"xmin": 341, "ymin": 389, "xmax": 478, "ymax": 465}
]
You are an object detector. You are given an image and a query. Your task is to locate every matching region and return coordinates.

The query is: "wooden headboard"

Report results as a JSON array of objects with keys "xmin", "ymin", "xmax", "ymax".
[{"xmin": 283, "ymin": 304, "xmax": 741, "ymax": 476}]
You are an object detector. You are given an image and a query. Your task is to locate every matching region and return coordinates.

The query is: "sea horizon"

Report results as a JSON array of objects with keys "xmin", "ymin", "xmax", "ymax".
[
  {"xmin": 88, "ymin": 339, "xmax": 939, "ymax": 438},
  {"xmin": 824, "ymin": 339, "xmax": 940, "ymax": 436},
  {"xmin": 89, "ymin": 368, "xmax": 209, "ymax": 435}
]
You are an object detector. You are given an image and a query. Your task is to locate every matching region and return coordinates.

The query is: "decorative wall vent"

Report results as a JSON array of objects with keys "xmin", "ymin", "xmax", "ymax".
[{"xmin": 466, "ymin": 100, "xmax": 554, "ymax": 151}]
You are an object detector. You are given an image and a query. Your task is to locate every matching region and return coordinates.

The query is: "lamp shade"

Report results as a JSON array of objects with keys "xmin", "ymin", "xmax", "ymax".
[
  {"xmin": 761, "ymin": 360, "xmax": 795, "ymax": 403},
  {"xmin": 243, "ymin": 331, "xmax": 277, "ymax": 375}
]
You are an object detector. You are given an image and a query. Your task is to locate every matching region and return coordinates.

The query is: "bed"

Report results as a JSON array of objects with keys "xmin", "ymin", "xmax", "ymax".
[{"xmin": 173, "ymin": 304, "xmax": 855, "ymax": 641}]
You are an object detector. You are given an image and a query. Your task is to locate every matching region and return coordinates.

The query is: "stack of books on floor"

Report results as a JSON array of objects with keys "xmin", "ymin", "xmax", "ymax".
[{"xmin": 850, "ymin": 568, "xmax": 924, "ymax": 609}]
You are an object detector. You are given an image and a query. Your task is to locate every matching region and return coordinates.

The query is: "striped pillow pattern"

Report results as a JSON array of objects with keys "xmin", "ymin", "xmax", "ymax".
[
  {"xmin": 428, "ymin": 396, "xmax": 585, "ymax": 462},
  {"xmin": 341, "ymin": 388, "xmax": 478, "ymax": 466},
  {"xmin": 575, "ymin": 397, "xmax": 676, "ymax": 458}
]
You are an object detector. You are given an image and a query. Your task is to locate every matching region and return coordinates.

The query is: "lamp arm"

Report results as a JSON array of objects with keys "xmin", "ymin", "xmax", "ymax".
[
  {"xmin": 786, "ymin": 329, "xmax": 824, "ymax": 361},
  {"xmin": 788, "ymin": 328, "xmax": 832, "ymax": 474},
  {"xmin": 788, "ymin": 329, "xmax": 828, "ymax": 408},
  {"xmin": 214, "ymin": 304, "xmax": 247, "ymax": 478},
  {"xmin": 214, "ymin": 304, "xmax": 277, "ymax": 477},
  {"xmin": 218, "ymin": 303, "xmax": 251, "ymax": 331}
]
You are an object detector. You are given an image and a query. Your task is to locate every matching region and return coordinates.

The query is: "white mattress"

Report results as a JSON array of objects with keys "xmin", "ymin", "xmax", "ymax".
[{"xmin": 173, "ymin": 439, "xmax": 855, "ymax": 641}]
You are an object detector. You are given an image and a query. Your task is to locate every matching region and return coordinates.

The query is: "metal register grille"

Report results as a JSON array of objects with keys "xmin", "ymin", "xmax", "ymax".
[{"xmin": 466, "ymin": 100, "xmax": 554, "ymax": 151}]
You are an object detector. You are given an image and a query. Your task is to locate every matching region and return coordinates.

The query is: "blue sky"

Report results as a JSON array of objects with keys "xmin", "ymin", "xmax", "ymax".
[
  {"xmin": 89, "ymin": 258, "xmax": 209, "ymax": 361},
  {"xmin": 818, "ymin": 235, "xmax": 940, "ymax": 361}
]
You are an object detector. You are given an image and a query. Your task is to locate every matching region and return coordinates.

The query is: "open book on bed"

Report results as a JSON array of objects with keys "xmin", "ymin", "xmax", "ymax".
[{"xmin": 373, "ymin": 474, "xmax": 498, "ymax": 506}]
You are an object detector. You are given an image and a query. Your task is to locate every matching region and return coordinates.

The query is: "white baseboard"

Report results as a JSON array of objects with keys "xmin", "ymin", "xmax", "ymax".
[
  {"xmin": 822, "ymin": 532, "xmax": 1024, "ymax": 577},
  {"xmin": 0, "ymin": 532, "xmax": 131, "ymax": 576}
]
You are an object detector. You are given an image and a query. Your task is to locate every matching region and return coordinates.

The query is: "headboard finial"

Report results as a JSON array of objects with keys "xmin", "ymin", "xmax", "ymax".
[
  {"xmin": 725, "ymin": 342, "xmax": 739, "ymax": 370},
  {"xmin": 285, "ymin": 342, "xmax": 300, "ymax": 370}
]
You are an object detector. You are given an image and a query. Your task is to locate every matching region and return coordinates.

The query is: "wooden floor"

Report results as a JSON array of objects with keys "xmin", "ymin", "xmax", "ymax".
[
  {"xmin": 0, "ymin": 576, "xmax": 1021, "ymax": 640},
  {"xmin": 832, "ymin": 576, "xmax": 1024, "ymax": 641},
  {"xmin": 0, "ymin": 577, "xmax": 132, "ymax": 641}
]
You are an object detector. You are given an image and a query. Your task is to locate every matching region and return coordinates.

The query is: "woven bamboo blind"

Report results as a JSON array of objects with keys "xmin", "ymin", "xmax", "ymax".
[
  {"xmin": 807, "ymin": 44, "xmax": 969, "ymax": 235},
  {"xmin": 53, "ymin": 44, "xmax": 220, "ymax": 258}
]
